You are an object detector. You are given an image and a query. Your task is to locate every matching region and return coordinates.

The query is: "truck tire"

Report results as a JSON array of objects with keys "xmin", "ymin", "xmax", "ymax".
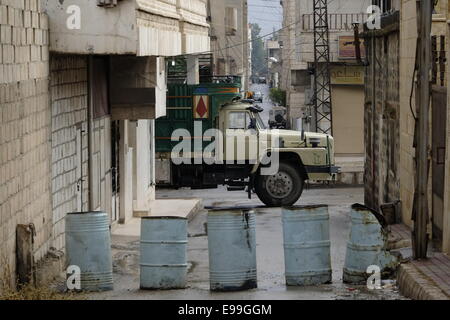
[{"xmin": 255, "ymin": 162, "xmax": 304, "ymax": 207}]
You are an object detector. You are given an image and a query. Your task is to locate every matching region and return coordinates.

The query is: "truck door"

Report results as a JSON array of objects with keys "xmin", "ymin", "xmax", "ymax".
[{"xmin": 224, "ymin": 111, "xmax": 258, "ymax": 163}]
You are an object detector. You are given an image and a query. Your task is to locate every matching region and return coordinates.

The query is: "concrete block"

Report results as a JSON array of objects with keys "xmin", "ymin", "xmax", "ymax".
[{"xmin": 0, "ymin": 5, "xmax": 7, "ymax": 25}]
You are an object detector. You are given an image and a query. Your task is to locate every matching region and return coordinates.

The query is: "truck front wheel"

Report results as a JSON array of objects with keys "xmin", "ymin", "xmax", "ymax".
[{"xmin": 255, "ymin": 162, "xmax": 304, "ymax": 207}]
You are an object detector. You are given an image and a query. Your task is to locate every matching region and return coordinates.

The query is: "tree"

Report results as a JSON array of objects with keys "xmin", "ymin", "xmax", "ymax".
[{"xmin": 250, "ymin": 23, "xmax": 268, "ymax": 77}]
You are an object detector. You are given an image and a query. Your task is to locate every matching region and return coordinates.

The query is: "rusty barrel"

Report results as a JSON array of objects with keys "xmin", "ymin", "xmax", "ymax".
[
  {"xmin": 65, "ymin": 212, "xmax": 114, "ymax": 292},
  {"xmin": 343, "ymin": 204, "xmax": 398, "ymax": 284},
  {"xmin": 207, "ymin": 207, "xmax": 257, "ymax": 292},
  {"xmin": 282, "ymin": 205, "xmax": 332, "ymax": 286},
  {"xmin": 140, "ymin": 217, "xmax": 188, "ymax": 290}
]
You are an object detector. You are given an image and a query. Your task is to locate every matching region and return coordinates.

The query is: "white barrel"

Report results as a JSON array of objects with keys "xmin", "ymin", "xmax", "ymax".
[
  {"xmin": 208, "ymin": 208, "xmax": 257, "ymax": 292},
  {"xmin": 343, "ymin": 204, "xmax": 398, "ymax": 284},
  {"xmin": 282, "ymin": 205, "xmax": 332, "ymax": 286},
  {"xmin": 65, "ymin": 212, "xmax": 114, "ymax": 292},
  {"xmin": 140, "ymin": 217, "xmax": 188, "ymax": 289}
]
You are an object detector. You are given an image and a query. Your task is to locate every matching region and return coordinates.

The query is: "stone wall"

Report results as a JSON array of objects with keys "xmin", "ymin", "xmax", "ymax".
[{"xmin": 364, "ymin": 13, "xmax": 401, "ymax": 213}]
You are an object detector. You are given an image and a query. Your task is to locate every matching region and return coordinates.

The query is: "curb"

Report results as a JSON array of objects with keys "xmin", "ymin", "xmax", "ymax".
[
  {"xmin": 397, "ymin": 263, "xmax": 450, "ymax": 300},
  {"xmin": 186, "ymin": 199, "xmax": 204, "ymax": 222}
]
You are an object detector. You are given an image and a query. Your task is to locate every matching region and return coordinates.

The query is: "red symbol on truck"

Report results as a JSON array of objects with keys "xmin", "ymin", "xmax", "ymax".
[{"xmin": 194, "ymin": 96, "xmax": 209, "ymax": 119}]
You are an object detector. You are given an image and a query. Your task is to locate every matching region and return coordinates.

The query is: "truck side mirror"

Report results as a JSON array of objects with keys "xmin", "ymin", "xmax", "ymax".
[{"xmin": 249, "ymin": 118, "xmax": 257, "ymax": 130}]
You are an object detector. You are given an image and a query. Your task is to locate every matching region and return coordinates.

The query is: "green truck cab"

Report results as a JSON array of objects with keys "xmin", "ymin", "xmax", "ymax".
[{"xmin": 156, "ymin": 81, "xmax": 339, "ymax": 207}]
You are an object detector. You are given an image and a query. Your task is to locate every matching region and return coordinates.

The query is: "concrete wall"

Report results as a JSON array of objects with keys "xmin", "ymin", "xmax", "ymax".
[
  {"xmin": 43, "ymin": 0, "xmax": 210, "ymax": 56},
  {"xmin": 445, "ymin": 17, "xmax": 450, "ymax": 253},
  {"xmin": 397, "ymin": 1, "xmax": 448, "ymax": 229},
  {"xmin": 131, "ymin": 120, "xmax": 155, "ymax": 216},
  {"xmin": 398, "ymin": 0, "xmax": 417, "ymax": 228},
  {"xmin": 0, "ymin": 0, "xmax": 52, "ymax": 284}
]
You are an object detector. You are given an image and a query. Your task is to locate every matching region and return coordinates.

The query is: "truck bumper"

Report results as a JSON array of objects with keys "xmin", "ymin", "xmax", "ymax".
[{"xmin": 305, "ymin": 165, "xmax": 341, "ymax": 175}]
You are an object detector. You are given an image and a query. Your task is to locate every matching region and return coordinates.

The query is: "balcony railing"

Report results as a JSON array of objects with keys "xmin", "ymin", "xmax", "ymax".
[{"xmin": 301, "ymin": 13, "xmax": 370, "ymax": 31}]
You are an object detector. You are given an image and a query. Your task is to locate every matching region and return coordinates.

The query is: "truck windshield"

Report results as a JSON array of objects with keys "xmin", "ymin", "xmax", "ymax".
[{"xmin": 252, "ymin": 112, "xmax": 266, "ymax": 130}]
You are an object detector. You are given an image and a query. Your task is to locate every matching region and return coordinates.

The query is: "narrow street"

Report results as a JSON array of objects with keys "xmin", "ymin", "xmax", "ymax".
[
  {"xmin": 63, "ymin": 83, "xmax": 406, "ymax": 300},
  {"xmin": 2, "ymin": 0, "xmax": 449, "ymax": 306},
  {"xmin": 87, "ymin": 186, "xmax": 406, "ymax": 300},
  {"xmin": 250, "ymin": 83, "xmax": 272, "ymax": 125}
]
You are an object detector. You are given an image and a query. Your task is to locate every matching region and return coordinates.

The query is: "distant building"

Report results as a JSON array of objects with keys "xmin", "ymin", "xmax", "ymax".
[
  {"xmin": 265, "ymin": 40, "xmax": 282, "ymax": 89},
  {"xmin": 209, "ymin": 0, "xmax": 250, "ymax": 92},
  {"xmin": 280, "ymin": 0, "xmax": 371, "ymax": 184},
  {"xmin": 248, "ymin": 24, "xmax": 253, "ymax": 85}
]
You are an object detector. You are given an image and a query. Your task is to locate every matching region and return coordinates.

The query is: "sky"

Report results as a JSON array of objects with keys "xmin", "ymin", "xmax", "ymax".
[{"xmin": 248, "ymin": 0, "xmax": 283, "ymax": 36}]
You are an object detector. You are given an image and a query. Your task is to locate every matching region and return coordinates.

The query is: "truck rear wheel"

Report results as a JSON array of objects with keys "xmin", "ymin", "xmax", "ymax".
[{"xmin": 255, "ymin": 162, "xmax": 304, "ymax": 207}]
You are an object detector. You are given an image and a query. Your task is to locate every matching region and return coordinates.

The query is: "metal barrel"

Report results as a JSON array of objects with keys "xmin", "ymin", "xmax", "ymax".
[
  {"xmin": 343, "ymin": 204, "xmax": 398, "ymax": 284},
  {"xmin": 65, "ymin": 212, "xmax": 114, "ymax": 292},
  {"xmin": 207, "ymin": 208, "xmax": 257, "ymax": 292},
  {"xmin": 282, "ymin": 205, "xmax": 332, "ymax": 286},
  {"xmin": 140, "ymin": 217, "xmax": 188, "ymax": 290}
]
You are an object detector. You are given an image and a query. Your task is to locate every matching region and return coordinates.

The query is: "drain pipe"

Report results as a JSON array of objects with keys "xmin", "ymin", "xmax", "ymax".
[{"xmin": 87, "ymin": 56, "xmax": 94, "ymax": 212}]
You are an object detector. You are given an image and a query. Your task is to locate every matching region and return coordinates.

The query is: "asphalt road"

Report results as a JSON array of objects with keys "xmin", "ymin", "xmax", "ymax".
[{"xmin": 250, "ymin": 83, "xmax": 272, "ymax": 126}]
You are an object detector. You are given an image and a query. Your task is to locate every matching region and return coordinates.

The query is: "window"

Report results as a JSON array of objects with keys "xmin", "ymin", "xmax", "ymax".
[
  {"xmin": 373, "ymin": 0, "xmax": 392, "ymax": 13},
  {"xmin": 228, "ymin": 112, "xmax": 249, "ymax": 129},
  {"xmin": 291, "ymin": 70, "xmax": 311, "ymax": 87}
]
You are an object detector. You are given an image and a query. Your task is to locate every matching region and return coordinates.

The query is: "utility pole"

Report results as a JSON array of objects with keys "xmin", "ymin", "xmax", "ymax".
[
  {"xmin": 413, "ymin": 0, "xmax": 433, "ymax": 259},
  {"xmin": 313, "ymin": 0, "xmax": 333, "ymax": 135}
]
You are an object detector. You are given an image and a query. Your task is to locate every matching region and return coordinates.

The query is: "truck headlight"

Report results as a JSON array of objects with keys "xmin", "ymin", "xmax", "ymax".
[{"xmin": 309, "ymin": 137, "xmax": 321, "ymax": 148}]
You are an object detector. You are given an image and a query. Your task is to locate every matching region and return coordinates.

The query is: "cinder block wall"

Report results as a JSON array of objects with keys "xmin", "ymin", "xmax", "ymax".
[
  {"xmin": 50, "ymin": 55, "xmax": 89, "ymax": 252},
  {"xmin": 0, "ymin": 0, "xmax": 52, "ymax": 283}
]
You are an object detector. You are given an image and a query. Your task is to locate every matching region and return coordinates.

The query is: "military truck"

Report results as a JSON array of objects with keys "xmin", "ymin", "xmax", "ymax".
[{"xmin": 156, "ymin": 80, "xmax": 339, "ymax": 207}]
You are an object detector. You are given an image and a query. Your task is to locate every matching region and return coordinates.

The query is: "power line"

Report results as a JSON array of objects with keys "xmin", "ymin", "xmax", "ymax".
[{"xmin": 178, "ymin": 18, "xmax": 302, "ymax": 58}]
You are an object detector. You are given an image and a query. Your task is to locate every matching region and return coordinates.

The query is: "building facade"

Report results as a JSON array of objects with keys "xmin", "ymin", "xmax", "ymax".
[
  {"xmin": 0, "ymin": 0, "xmax": 210, "ymax": 288},
  {"xmin": 280, "ymin": 0, "xmax": 371, "ymax": 184},
  {"xmin": 209, "ymin": 0, "xmax": 250, "ymax": 92},
  {"xmin": 363, "ymin": 0, "xmax": 450, "ymax": 255},
  {"xmin": 265, "ymin": 39, "xmax": 281, "ymax": 89}
]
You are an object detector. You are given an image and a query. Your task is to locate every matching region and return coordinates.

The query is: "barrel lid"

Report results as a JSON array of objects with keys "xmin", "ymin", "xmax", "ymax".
[
  {"xmin": 141, "ymin": 216, "xmax": 188, "ymax": 220},
  {"xmin": 207, "ymin": 204, "xmax": 258, "ymax": 212},
  {"xmin": 283, "ymin": 205, "xmax": 328, "ymax": 210},
  {"xmin": 67, "ymin": 211, "xmax": 107, "ymax": 215}
]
